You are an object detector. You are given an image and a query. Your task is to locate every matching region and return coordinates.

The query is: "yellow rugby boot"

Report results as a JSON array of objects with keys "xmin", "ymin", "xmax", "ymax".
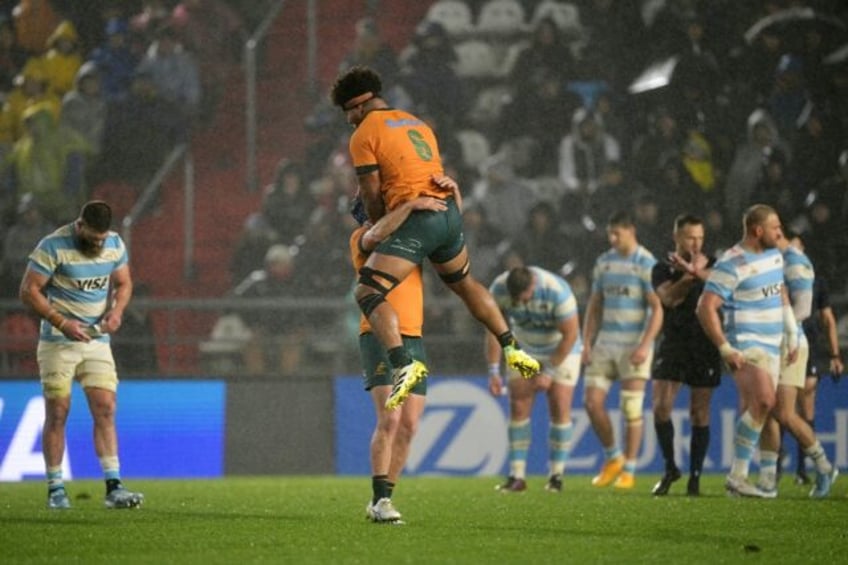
[
  {"xmin": 591, "ymin": 455, "xmax": 624, "ymax": 487},
  {"xmin": 503, "ymin": 345, "xmax": 541, "ymax": 379},
  {"xmin": 385, "ymin": 360, "xmax": 428, "ymax": 410}
]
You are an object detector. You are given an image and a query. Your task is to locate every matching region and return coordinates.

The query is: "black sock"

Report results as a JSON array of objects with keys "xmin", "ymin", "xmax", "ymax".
[
  {"xmin": 497, "ymin": 331, "xmax": 517, "ymax": 349},
  {"xmin": 387, "ymin": 347, "xmax": 412, "ymax": 369},
  {"xmin": 654, "ymin": 418, "xmax": 676, "ymax": 472},
  {"xmin": 386, "ymin": 481, "xmax": 395, "ymax": 499},
  {"xmin": 105, "ymin": 478, "xmax": 122, "ymax": 494},
  {"xmin": 372, "ymin": 475, "xmax": 389, "ymax": 504},
  {"xmin": 690, "ymin": 425, "xmax": 710, "ymax": 478}
]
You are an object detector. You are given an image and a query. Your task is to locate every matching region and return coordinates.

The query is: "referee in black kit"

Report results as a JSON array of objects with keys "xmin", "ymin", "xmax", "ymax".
[{"xmin": 649, "ymin": 214, "xmax": 721, "ymax": 496}]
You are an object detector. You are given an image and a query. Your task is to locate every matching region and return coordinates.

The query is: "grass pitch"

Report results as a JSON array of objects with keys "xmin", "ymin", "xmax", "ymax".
[{"xmin": 1, "ymin": 475, "xmax": 846, "ymax": 564}]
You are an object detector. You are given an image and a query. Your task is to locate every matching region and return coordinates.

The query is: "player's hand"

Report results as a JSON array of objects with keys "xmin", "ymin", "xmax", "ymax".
[
  {"xmin": 831, "ymin": 357, "xmax": 844, "ymax": 383},
  {"xmin": 61, "ymin": 319, "xmax": 92, "ymax": 342},
  {"xmin": 431, "ymin": 174, "xmax": 462, "ymax": 211},
  {"xmin": 669, "ymin": 252, "xmax": 700, "ymax": 278},
  {"xmin": 580, "ymin": 346, "xmax": 592, "ymax": 366},
  {"xmin": 785, "ymin": 346, "xmax": 799, "ymax": 365},
  {"xmin": 100, "ymin": 311, "xmax": 123, "ymax": 334},
  {"xmin": 718, "ymin": 342, "xmax": 744, "ymax": 371},
  {"xmin": 630, "ymin": 345, "xmax": 649, "ymax": 366},
  {"xmin": 488, "ymin": 374, "xmax": 504, "ymax": 396},
  {"xmin": 409, "ymin": 196, "xmax": 447, "ymax": 213},
  {"xmin": 722, "ymin": 349, "xmax": 745, "ymax": 371}
]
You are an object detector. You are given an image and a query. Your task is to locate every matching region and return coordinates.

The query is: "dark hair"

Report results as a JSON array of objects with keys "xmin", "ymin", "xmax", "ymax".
[
  {"xmin": 330, "ymin": 66, "xmax": 382, "ymax": 109},
  {"xmin": 80, "ymin": 200, "xmax": 112, "ymax": 232},
  {"xmin": 607, "ymin": 210, "xmax": 634, "ymax": 228},
  {"xmin": 673, "ymin": 214, "xmax": 703, "ymax": 231},
  {"xmin": 506, "ymin": 266, "xmax": 533, "ymax": 300}
]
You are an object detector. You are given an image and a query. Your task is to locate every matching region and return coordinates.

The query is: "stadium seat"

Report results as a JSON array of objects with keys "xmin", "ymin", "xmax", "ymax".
[
  {"xmin": 424, "ymin": 0, "xmax": 474, "ymax": 37},
  {"xmin": 467, "ymin": 84, "xmax": 513, "ymax": 125},
  {"xmin": 455, "ymin": 129, "xmax": 492, "ymax": 171},
  {"xmin": 453, "ymin": 39, "xmax": 501, "ymax": 78},
  {"xmin": 529, "ymin": 1, "xmax": 582, "ymax": 36},
  {"xmin": 499, "ymin": 38, "xmax": 530, "ymax": 77},
  {"xmin": 475, "ymin": 0, "xmax": 526, "ymax": 36}
]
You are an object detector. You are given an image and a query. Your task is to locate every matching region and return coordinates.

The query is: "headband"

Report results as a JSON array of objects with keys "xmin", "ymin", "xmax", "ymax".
[{"xmin": 343, "ymin": 91, "xmax": 375, "ymax": 111}]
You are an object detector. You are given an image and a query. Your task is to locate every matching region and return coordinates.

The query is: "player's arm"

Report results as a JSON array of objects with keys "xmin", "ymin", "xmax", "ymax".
[
  {"xmin": 19, "ymin": 265, "xmax": 91, "ymax": 342},
  {"xmin": 655, "ymin": 279, "xmax": 688, "ymax": 308},
  {"xmin": 656, "ymin": 267, "xmax": 700, "ymax": 307},
  {"xmin": 788, "ymin": 282, "xmax": 813, "ymax": 323},
  {"xmin": 696, "ymin": 290, "xmax": 743, "ymax": 370},
  {"xmin": 101, "ymin": 264, "xmax": 133, "ymax": 334},
  {"xmin": 581, "ymin": 290, "xmax": 602, "ymax": 363},
  {"xmin": 642, "ymin": 291, "xmax": 664, "ymax": 345},
  {"xmin": 819, "ymin": 305, "xmax": 844, "ymax": 376},
  {"xmin": 485, "ymin": 329, "xmax": 504, "ymax": 396},
  {"xmin": 550, "ymin": 314, "xmax": 579, "ymax": 368},
  {"xmin": 361, "ymin": 196, "xmax": 447, "ymax": 251},
  {"xmin": 631, "ymin": 291, "xmax": 663, "ymax": 365},
  {"xmin": 357, "ymin": 169, "xmax": 385, "ymax": 223},
  {"xmin": 660, "ymin": 253, "xmax": 710, "ymax": 307},
  {"xmin": 780, "ymin": 286, "xmax": 799, "ymax": 364}
]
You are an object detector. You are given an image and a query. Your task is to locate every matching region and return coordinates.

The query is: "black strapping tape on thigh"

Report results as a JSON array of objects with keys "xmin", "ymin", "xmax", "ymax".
[
  {"xmin": 358, "ymin": 266, "xmax": 400, "ymax": 294},
  {"xmin": 357, "ymin": 293, "xmax": 386, "ymax": 317},
  {"xmin": 439, "ymin": 260, "xmax": 470, "ymax": 284}
]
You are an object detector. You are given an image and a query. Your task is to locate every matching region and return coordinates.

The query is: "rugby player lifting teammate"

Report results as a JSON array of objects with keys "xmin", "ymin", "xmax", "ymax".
[{"xmin": 331, "ymin": 66, "xmax": 540, "ymax": 410}]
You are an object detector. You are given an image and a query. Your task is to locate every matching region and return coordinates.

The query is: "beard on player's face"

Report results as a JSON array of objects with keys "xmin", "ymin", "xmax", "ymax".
[
  {"xmin": 78, "ymin": 235, "xmax": 104, "ymax": 257},
  {"xmin": 75, "ymin": 223, "xmax": 106, "ymax": 257}
]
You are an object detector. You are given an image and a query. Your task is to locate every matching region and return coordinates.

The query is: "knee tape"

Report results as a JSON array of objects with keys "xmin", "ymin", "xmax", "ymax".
[
  {"xmin": 438, "ymin": 259, "xmax": 470, "ymax": 284},
  {"xmin": 357, "ymin": 292, "xmax": 386, "ymax": 318},
  {"xmin": 358, "ymin": 266, "xmax": 400, "ymax": 294},
  {"xmin": 357, "ymin": 266, "xmax": 400, "ymax": 317},
  {"xmin": 620, "ymin": 390, "xmax": 645, "ymax": 423}
]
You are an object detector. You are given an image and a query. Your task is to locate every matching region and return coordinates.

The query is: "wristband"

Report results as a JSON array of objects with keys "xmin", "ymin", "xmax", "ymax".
[
  {"xmin": 46, "ymin": 309, "xmax": 67, "ymax": 331},
  {"xmin": 488, "ymin": 363, "xmax": 500, "ymax": 376},
  {"xmin": 718, "ymin": 342, "xmax": 737, "ymax": 359},
  {"xmin": 831, "ymin": 353, "xmax": 841, "ymax": 359},
  {"xmin": 782, "ymin": 305, "xmax": 798, "ymax": 338},
  {"xmin": 785, "ymin": 331, "xmax": 798, "ymax": 350}
]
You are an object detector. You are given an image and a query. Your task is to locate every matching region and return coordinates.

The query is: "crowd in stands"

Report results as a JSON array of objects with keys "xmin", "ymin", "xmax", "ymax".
[
  {"xmin": 0, "ymin": 0, "xmax": 247, "ymax": 300},
  {"xmin": 1, "ymin": 0, "xmax": 847, "ymax": 374},
  {"xmin": 230, "ymin": 0, "xmax": 848, "ymax": 346}
]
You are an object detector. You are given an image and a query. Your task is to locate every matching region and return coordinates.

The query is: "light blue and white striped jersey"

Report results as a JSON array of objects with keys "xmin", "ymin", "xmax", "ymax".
[
  {"xmin": 704, "ymin": 244, "xmax": 784, "ymax": 355},
  {"xmin": 782, "ymin": 244, "xmax": 814, "ymax": 346},
  {"xmin": 27, "ymin": 223, "xmax": 128, "ymax": 343},
  {"xmin": 489, "ymin": 266, "xmax": 583, "ymax": 357},
  {"xmin": 591, "ymin": 245, "xmax": 657, "ymax": 347}
]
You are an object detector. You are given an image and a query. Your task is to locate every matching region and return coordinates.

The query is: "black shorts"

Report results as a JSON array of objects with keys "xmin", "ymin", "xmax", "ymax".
[
  {"xmin": 652, "ymin": 344, "xmax": 721, "ymax": 389},
  {"xmin": 806, "ymin": 351, "xmax": 825, "ymax": 379}
]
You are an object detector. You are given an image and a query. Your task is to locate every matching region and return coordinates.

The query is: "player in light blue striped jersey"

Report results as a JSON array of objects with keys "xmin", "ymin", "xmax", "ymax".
[
  {"xmin": 486, "ymin": 265, "xmax": 583, "ymax": 493},
  {"xmin": 19, "ymin": 200, "xmax": 144, "ymax": 510},
  {"xmin": 581, "ymin": 211, "xmax": 663, "ymax": 490},
  {"xmin": 756, "ymin": 228, "xmax": 838, "ymax": 498},
  {"xmin": 697, "ymin": 204, "xmax": 798, "ymax": 498}
]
